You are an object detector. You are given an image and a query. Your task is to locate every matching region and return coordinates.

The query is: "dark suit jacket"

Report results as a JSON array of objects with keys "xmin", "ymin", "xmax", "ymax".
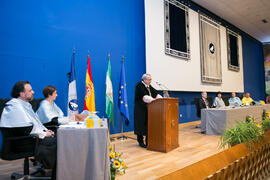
[{"xmin": 196, "ymin": 97, "xmax": 212, "ymax": 118}]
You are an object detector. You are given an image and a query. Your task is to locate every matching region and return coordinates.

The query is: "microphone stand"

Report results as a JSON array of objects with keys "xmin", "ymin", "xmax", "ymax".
[{"xmin": 155, "ymin": 81, "xmax": 170, "ymax": 98}]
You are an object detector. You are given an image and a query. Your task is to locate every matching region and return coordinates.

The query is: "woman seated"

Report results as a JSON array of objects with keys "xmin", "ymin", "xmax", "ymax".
[
  {"xmin": 37, "ymin": 85, "xmax": 76, "ymax": 126},
  {"xmin": 212, "ymin": 92, "xmax": 225, "ymax": 108}
]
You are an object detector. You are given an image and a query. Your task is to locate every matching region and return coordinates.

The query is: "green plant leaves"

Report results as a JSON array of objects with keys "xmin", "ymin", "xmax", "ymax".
[{"xmin": 220, "ymin": 121, "xmax": 263, "ymax": 149}]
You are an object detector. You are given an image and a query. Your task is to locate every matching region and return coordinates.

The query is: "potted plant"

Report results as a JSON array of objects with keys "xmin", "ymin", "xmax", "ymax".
[{"xmin": 220, "ymin": 121, "xmax": 263, "ymax": 149}]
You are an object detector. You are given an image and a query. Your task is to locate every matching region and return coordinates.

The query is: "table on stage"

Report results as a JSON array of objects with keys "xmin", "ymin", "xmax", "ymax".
[
  {"xmin": 56, "ymin": 120, "xmax": 110, "ymax": 180},
  {"xmin": 201, "ymin": 104, "xmax": 270, "ymax": 135}
]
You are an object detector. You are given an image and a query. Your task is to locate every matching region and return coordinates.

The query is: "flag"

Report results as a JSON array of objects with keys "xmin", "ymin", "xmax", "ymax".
[
  {"xmin": 83, "ymin": 55, "xmax": 96, "ymax": 112},
  {"xmin": 67, "ymin": 49, "xmax": 78, "ymax": 116},
  {"xmin": 118, "ymin": 58, "xmax": 129, "ymax": 126},
  {"xmin": 106, "ymin": 54, "xmax": 114, "ymax": 126}
]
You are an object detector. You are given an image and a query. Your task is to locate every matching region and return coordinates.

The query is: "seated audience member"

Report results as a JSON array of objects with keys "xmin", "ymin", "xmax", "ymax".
[
  {"xmin": 242, "ymin": 92, "xmax": 254, "ymax": 105},
  {"xmin": 229, "ymin": 92, "xmax": 242, "ymax": 106},
  {"xmin": 0, "ymin": 81, "xmax": 56, "ymax": 179},
  {"xmin": 212, "ymin": 92, "xmax": 225, "ymax": 108},
  {"xmin": 37, "ymin": 85, "xmax": 73, "ymax": 125},
  {"xmin": 266, "ymin": 94, "xmax": 270, "ymax": 104}
]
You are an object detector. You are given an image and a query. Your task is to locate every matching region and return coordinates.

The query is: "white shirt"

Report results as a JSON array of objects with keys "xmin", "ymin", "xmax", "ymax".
[{"xmin": 141, "ymin": 81, "xmax": 162, "ymax": 103}]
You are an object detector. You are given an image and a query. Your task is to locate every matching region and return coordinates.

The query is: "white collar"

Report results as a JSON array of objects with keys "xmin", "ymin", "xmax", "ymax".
[
  {"xmin": 141, "ymin": 81, "xmax": 149, "ymax": 88},
  {"xmin": 17, "ymin": 98, "xmax": 32, "ymax": 108}
]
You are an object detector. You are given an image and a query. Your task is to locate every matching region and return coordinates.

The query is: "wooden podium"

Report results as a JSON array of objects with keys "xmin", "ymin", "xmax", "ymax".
[{"xmin": 147, "ymin": 98, "xmax": 179, "ymax": 153}]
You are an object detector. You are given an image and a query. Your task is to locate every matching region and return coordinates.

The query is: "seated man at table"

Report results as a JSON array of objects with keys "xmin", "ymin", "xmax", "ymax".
[
  {"xmin": 0, "ymin": 81, "xmax": 56, "ymax": 179},
  {"xmin": 229, "ymin": 92, "xmax": 242, "ymax": 106},
  {"xmin": 242, "ymin": 92, "xmax": 255, "ymax": 105},
  {"xmin": 197, "ymin": 91, "xmax": 211, "ymax": 118}
]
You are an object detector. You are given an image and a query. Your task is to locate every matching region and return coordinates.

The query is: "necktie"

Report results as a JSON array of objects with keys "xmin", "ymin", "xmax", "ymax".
[
  {"xmin": 204, "ymin": 99, "xmax": 209, "ymax": 108},
  {"xmin": 146, "ymin": 86, "xmax": 152, "ymax": 97}
]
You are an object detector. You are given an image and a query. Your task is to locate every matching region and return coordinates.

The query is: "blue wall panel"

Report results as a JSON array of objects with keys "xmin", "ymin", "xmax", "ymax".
[
  {"xmin": 242, "ymin": 35, "xmax": 265, "ymax": 100},
  {"xmin": 0, "ymin": 0, "xmax": 265, "ymax": 139},
  {"xmin": 0, "ymin": 0, "xmax": 146, "ymax": 134}
]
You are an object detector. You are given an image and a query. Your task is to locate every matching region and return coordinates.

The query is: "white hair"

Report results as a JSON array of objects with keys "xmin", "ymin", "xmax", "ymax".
[
  {"xmin": 201, "ymin": 91, "xmax": 207, "ymax": 96},
  {"xmin": 142, "ymin": 73, "xmax": 151, "ymax": 80}
]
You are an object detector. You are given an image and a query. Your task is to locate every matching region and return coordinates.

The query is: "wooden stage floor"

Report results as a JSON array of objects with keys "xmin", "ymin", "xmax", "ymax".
[
  {"xmin": 0, "ymin": 121, "xmax": 223, "ymax": 180},
  {"xmin": 113, "ymin": 121, "xmax": 222, "ymax": 180}
]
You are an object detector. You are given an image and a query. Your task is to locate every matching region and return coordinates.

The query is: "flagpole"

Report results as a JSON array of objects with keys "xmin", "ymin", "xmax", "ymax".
[
  {"xmin": 108, "ymin": 118, "xmax": 115, "ymax": 142},
  {"xmin": 117, "ymin": 56, "xmax": 128, "ymax": 141},
  {"xmin": 117, "ymin": 115, "xmax": 127, "ymax": 141}
]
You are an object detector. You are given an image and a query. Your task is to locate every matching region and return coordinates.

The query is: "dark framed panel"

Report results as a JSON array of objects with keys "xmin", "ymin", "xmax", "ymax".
[
  {"xmin": 199, "ymin": 14, "xmax": 222, "ymax": 84},
  {"xmin": 227, "ymin": 29, "xmax": 240, "ymax": 71},
  {"xmin": 164, "ymin": 0, "xmax": 190, "ymax": 59}
]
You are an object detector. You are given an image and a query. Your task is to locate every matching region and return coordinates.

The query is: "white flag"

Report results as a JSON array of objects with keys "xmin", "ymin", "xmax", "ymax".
[{"xmin": 67, "ymin": 50, "xmax": 78, "ymax": 116}]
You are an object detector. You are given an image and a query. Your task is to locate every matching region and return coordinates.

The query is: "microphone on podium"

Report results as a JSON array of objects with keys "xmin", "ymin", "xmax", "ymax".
[{"xmin": 154, "ymin": 81, "xmax": 170, "ymax": 98}]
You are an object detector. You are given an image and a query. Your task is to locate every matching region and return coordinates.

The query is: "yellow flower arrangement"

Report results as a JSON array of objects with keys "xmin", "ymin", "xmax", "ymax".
[
  {"xmin": 109, "ymin": 152, "xmax": 115, "ymax": 159},
  {"xmin": 246, "ymin": 114, "xmax": 254, "ymax": 123},
  {"xmin": 109, "ymin": 145, "xmax": 127, "ymax": 180},
  {"xmin": 262, "ymin": 110, "xmax": 270, "ymax": 132},
  {"xmin": 121, "ymin": 162, "xmax": 126, "ymax": 168},
  {"xmin": 113, "ymin": 160, "xmax": 121, "ymax": 168},
  {"xmin": 109, "ymin": 145, "xmax": 114, "ymax": 152},
  {"xmin": 256, "ymin": 124, "xmax": 262, "ymax": 128},
  {"xmin": 262, "ymin": 109, "xmax": 270, "ymax": 121}
]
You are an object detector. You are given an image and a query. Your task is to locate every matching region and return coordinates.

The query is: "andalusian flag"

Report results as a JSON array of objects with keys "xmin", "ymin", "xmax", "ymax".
[
  {"xmin": 105, "ymin": 54, "xmax": 114, "ymax": 126},
  {"xmin": 83, "ymin": 55, "xmax": 96, "ymax": 112}
]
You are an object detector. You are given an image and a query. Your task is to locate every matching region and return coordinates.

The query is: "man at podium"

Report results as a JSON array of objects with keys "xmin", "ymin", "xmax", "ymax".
[{"xmin": 134, "ymin": 74, "xmax": 162, "ymax": 148}]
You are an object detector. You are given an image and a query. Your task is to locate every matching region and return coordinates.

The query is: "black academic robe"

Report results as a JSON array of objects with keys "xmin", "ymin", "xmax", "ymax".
[{"xmin": 134, "ymin": 81, "xmax": 158, "ymax": 136}]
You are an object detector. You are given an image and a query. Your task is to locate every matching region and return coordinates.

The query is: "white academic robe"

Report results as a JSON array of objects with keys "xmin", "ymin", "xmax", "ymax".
[
  {"xmin": 36, "ymin": 100, "xmax": 69, "ymax": 124},
  {"xmin": 0, "ymin": 98, "xmax": 47, "ymax": 139},
  {"xmin": 212, "ymin": 97, "xmax": 225, "ymax": 108}
]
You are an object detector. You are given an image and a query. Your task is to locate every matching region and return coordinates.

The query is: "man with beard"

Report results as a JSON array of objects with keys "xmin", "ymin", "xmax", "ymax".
[{"xmin": 0, "ymin": 81, "xmax": 56, "ymax": 179}]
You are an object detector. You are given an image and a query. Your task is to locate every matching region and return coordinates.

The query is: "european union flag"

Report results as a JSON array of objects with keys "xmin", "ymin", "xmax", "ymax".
[{"xmin": 118, "ymin": 58, "xmax": 129, "ymax": 126}]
